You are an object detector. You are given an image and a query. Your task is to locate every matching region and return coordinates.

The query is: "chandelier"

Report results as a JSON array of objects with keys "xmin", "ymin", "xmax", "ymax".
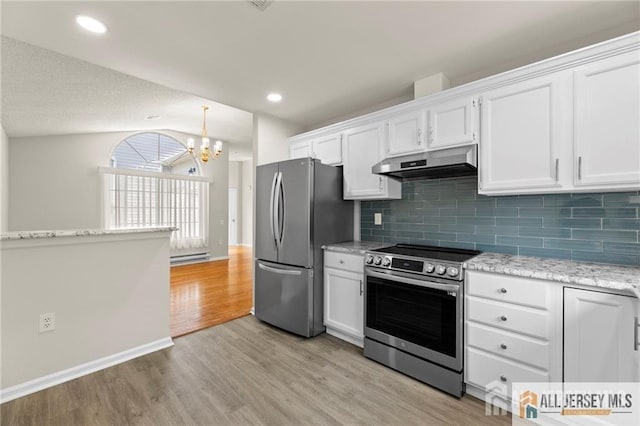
[{"xmin": 187, "ymin": 106, "xmax": 223, "ymax": 162}]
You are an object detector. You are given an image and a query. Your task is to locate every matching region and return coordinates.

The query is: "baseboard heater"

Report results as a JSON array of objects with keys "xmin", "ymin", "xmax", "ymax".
[{"xmin": 170, "ymin": 252, "xmax": 210, "ymax": 264}]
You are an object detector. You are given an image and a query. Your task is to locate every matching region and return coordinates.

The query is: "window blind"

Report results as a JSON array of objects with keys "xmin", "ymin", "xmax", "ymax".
[{"xmin": 99, "ymin": 167, "xmax": 209, "ymax": 250}]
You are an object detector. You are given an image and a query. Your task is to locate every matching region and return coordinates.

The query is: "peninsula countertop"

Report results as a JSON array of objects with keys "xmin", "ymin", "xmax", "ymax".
[
  {"xmin": 465, "ymin": 252, "xmax": 640, "ymax": 298},
  {"xmin": 0, "ymin": 227, "xmax": 176, "ymax": 241}
]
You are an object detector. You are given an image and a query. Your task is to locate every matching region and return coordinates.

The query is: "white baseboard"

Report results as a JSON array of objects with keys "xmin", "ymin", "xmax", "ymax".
[
  {"xmin": 0, "ymin": 337, "xmax": 173, "ymax": 404},
  {"xmin": 210, "ymin": 255, "xmax": 230, "ymax": 262}
]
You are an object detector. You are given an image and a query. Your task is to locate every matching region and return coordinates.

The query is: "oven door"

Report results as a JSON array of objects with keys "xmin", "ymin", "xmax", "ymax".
[{"xmin": 364, "ymin": 268, "xmax": 463, "ymax": 372}]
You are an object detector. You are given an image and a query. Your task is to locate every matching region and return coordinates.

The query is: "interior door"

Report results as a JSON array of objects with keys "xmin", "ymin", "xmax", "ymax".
[
  {"xmin": 255, "ymin": 162, "xmax": 279, "ymax": 262},
  {"xmin": 228, "ymin": 188, "xmax": 238, "ymax": 245},
  {"xmin": 277, "ymin": 158, "xmax": 312, "ymax": 267},
  {"xmin": 255, "ymin": 260, "xmax": 313, "ymax": 337}
]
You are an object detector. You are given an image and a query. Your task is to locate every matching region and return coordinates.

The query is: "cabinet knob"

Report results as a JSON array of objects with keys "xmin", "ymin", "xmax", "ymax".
[
  {"xmin": 500, "ymin": 343, "xmax": 507, "ymax": 350},
  {"xmin": 500, "ymin": 288, "xmax": 507, "ymax": 294},
  {"xmin": 500, "ymin": 315, "xmax": 508, "ymax": 322},
  {"xmin": 500, "ymin": 376, "xmax": 508, "ymax": 382},
  {"xmin": 339, "ymin": 260, "xmax": 344, "ymax": 264}
]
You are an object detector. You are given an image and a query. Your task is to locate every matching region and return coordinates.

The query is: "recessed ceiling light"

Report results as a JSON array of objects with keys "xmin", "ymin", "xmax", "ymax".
[
  {"xmin": 145, "ymin": 115, "xmax": 161, "ymax": 121},
  {"xmin": 267, "ymin": 93, "xmax": 282, "ymax": 102},
  {"xmin": 76, "ymin": 15, "xmax": 107, "ymax": 34}
]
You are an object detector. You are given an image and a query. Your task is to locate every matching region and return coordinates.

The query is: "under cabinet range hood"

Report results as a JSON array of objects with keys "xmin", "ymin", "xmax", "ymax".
[{"xmin": 372, "ymin": 145, "xmax": 477, "ymax": 179}]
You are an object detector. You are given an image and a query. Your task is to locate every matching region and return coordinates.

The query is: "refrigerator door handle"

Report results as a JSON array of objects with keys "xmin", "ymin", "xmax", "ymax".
[
  {"xmin": 269, "ymin": 171, "xmax": 278, "ymax": 247},
  {"xmin": 258, "ymin": 262, "xmax": 302, "ymax": 276},
  {"xmin": 274, "ymin": 171, "xmax": 283, "ymax": 249},
  {"xmin": 278, "ymin": 171, "xmax": 285, "ymax": 247}
]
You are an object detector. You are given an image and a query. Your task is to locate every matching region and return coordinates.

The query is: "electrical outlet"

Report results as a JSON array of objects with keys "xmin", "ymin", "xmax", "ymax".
[
  {"xmin": 39, "ymin": 312, "xmax": 56, "ymax": 333},
  {"xmin": 374, "ymin": 213, "xmax": 383, "ymax": 226}
]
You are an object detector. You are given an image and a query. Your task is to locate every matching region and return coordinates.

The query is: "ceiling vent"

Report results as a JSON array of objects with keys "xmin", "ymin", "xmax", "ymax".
[{"xmin": 249, "ymin": 0, "xmax": 274, "ymax": 12}]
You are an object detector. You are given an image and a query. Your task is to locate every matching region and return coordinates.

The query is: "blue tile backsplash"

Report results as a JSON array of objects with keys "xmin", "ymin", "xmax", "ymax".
[{"xmin": 360, "ymin": 176, "xmax": 640, "ymax": 266}]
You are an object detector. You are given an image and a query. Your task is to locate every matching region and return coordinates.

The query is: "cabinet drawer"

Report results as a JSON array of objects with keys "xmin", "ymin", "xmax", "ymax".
[
  {"xmin": 466, "ymin": 271, "xmax": 549, "ymax": 309},
  {"xmin": 466, "ymin": 297, "xmax": 549, "ymax": 339},
  {"xmin": 466, "ymin": 322, "xmax": 549, "ymax": 370},
  {"xmin": 466, "ymin": 348, "xmax": 549, "ymax": 396},
  {"xmin": 324, "ymin": 251, "xmax": 364, "ymax": 273}
]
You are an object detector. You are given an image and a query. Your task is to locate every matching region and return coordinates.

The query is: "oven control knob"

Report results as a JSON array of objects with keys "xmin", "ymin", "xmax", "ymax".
[
  {"xmin": 447, "ymin": 267, "xmax": 460, "ymax": 277},
  {"xmin": 373, "ymin": 256, "xmax": 382, "ymax": 265},
  {"xmin": 436, "ymin": 265, "xmax": 447, "ymax": 275},
  {"xmin": 365, "ymin": 254, "xmax": 374, "ymax": 264},
  {"xmin": 425, "ymin": 263, "xmax": 435, "ymax": 273},
  {"xmin": 382, "ymin": 257, "xmax": 391, "ymax": 267}
]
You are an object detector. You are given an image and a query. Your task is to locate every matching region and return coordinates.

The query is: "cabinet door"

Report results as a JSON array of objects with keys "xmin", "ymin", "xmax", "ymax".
[
  {"xmin": 564, "ymin": 288, "xmax": 639, "ymax": 382},
  {"xmin": 313, "ymin": 133, "xmax": 342, "ymax": 165},
  {"xmin": 427, "ymin": 97, "xmax": 477, "ymax": 150},
  {"xmin": 387, "ymin": 110, "xmax": 425, "ymax": 156},
  {"xmin": 324, "ymin": 267, "xmax": 364, "ymax": 340},
  {"xmin": 342, "ymin": 121, "xmax": 401, "ymax": 199},
  {"xmin": 479, "ymin": 74, "xmax": 565, "ymax": 194},
  {"xmin": 574, "ymin": 51, "xmax": 640, "ymax": 188},
  {"xmin": 290, "ymin": 140, "xmax": 312, "ymax": 159}
]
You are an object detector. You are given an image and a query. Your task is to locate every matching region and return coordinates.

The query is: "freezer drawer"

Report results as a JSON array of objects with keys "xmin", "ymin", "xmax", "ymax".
[{"xmin": 255, "ymin": 260, "xmax": 314, "ymax": 337}]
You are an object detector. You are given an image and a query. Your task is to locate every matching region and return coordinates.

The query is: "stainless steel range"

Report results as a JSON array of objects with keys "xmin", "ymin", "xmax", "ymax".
[{"xmin": 363, "ymin": 244, "xmax": 480, "ymax": 397}]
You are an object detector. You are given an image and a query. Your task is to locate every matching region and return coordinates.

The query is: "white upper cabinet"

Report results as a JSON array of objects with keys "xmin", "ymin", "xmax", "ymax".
[
  {"xmin": 289, "ymin": 140, "xmax": 312, "ymax": 160},
  {"xmin": 387, "ymin": 110, "xmax": 425, "ymax": 156},
  {"xmin": 313, "ymin": 133, "xmax": 343, "ymax": 165},
  {"xmin": 573, "ymin": 51, "xmax": 640, "ymax": 189},
  {"xmin": 427, "ymin": 97, "xmax": 477, "ymax": 150},
  {"xmin": 564, "ymin": 288, "xmax": 639, "ymax": 383},
  {"xmin": 342, "ymin": 121, "xmax": 401, "ymax": 200},
  {"xmin": 289, "ymin": 134, "xmax": 342, "ymax": 165},
  {"xmin": 479, "ymin": 74, "xmax": 567, "ymax": 194}
]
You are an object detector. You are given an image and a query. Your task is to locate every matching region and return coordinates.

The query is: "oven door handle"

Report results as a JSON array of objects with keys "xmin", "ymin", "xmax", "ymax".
[{"xmin": 366, "ymin": 270, "xmax": 460, "ymax": 293}]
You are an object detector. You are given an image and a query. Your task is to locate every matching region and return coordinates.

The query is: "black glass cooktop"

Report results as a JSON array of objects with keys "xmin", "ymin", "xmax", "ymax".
[{"xmin": 370, "ymin": 244, "xmax": 480, "ymax": 263}]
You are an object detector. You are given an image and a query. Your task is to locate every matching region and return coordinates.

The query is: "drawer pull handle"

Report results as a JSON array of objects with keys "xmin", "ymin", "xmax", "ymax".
[
  {"xmin": 339, "ymin": 260, "xmax": 344, "ymax": 264},
  {"xmin": 500, "ymin": 344, "xmax": 507, "ymax": 350},
  {"xmin": 500, "ymin": 315, "xmax": 507, "ymax": 322},
  {"xmin": 500, "ymin": 376, "xmax": 507, "ymax": 382},
  {"xmin": 500, "ymin": 288, "xmax": 507, "ymax": 294}
]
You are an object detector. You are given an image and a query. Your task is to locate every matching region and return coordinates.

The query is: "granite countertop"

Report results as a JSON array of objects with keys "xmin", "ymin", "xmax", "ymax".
[
  {"xmin": 465, "ymin": 253, "xmax": 640, "ymax": 298},
  {"xmin": 0, "ymin": 227, "xmax": 176, "ymax": 241},
  {"xmin": 323, "ymin": 241, "xmax": 388, "ymax": 255}
]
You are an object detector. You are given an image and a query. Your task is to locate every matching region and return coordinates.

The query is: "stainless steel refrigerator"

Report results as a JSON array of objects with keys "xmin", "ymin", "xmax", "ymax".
[{"xmin": 255, "ymin": 157, "xmax": 353, "ymax": 337}]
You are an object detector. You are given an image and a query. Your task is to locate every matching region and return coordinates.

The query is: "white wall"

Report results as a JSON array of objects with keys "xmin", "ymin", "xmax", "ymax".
[
  {"xmin": 253, "ymin": 113, "xmax": 302, "ymax": 166},
  {"xmin": 241, "ymin": 159, "xmax": 253, "ymax": 246},
  {"xmin": 0, "ymin": 125, "xmax": 8, "ymax": 232},
  {"xmin": 7, "ymin": 130, "xmax": 229, "ymax": 259},
  {"xmin": 1, "ymin": 231, "xmax": 172, "ymax": 394}
]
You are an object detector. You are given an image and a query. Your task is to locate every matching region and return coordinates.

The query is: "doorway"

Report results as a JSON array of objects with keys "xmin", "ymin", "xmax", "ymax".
[{"xmin": 229, "ymin": 187, "xmax": 238, "ymax": 245}]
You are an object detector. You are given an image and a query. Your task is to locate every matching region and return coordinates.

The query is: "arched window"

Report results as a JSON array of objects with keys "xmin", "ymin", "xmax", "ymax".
[
  {"xmin": 101, "ymin": 132, "xmax": 209, "ymax": 251},
  {"xmin": 111, "ymin": 132, "xmax": 199, "ymax": 176}
]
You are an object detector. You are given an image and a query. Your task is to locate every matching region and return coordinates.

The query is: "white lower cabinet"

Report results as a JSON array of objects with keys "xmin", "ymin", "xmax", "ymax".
[
  {"xmin": 323, "ymin": 250, "xmax": 365, "ymax": 347},
  {"xmin": 465, "ymin": 270, "xmax": 561, "ymax": 403},
  {"xmin": 465, "ymin": 270, "xmax": 640, "ymax": 411},
  {"xmin": 564, "ymin": 287, "xmax": 640, "ymax": 382}
]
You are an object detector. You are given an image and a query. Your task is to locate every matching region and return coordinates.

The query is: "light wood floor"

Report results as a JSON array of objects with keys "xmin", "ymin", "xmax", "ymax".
[
  {"xmin": 170, "ymin": 245, "xmax": 253, "ymax": 337},
  {"xmin": 1, "ymin": 315, "xmax": 511, "ymax": 425}
]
